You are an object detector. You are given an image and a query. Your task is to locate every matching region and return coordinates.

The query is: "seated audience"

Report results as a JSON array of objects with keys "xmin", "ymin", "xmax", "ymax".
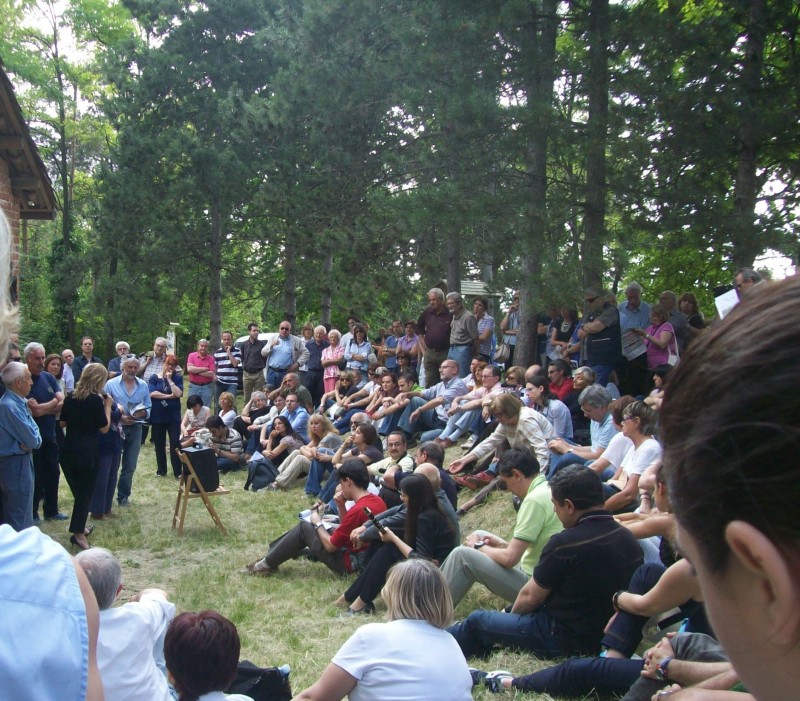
[
  {"xmin": 180, "ymin": 394, "xmax": 211, "ymax": 445},
  {"xmin": 75, "ymin": 547, "xmax": 175, "ymax": 701},
  {"xmin": 293, "ymin": 559, "xmax": 472, "ymax": 701},
  {"xmin": 660, "ymin": 274, "xmax": 800, "ymax": 701},
  {"xmin": 448, "ymin": 466, "xmax": 642, "ymax": 659},
  {"xmin": 245, "ymin": 460, "xmax": 386, "ymax": 577},
  {"xmin": 524, "ymin": 371, "xmax": 573, "ymax": 440},
  {"xmin": 340, "ymin": 473, "xmax": 457, "ymax": 615},
  {"xmin": 205, "ymin": 415, "xmax": 244, "ymax": 473},
  {"xmin": 164, "ymin": 610, "xmax": 252, "ymax": 701},
  {"xmin": 441, "ymin": 448, "xmax": 563, "ymax": 607},
  {"xmin": 264, "ymin": 413, "xmax": 342, "ymax": 491}
]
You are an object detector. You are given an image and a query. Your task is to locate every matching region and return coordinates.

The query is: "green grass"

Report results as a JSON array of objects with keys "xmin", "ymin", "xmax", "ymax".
[{"xmin": 38, "ymin": 442, "xmax": 563, "ymax": 699}]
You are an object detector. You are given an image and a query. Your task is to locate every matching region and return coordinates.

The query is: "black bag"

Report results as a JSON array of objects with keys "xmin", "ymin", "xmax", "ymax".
[
  {"xmin": 180, "ymin": 447, "xmax": 219, "ymax": 493},
  {"xmin": 226, "ymin": 660, "xmax": 292, "ymax": 701},
  {"xmin": 244, "ymin": 458, "xmax": 279, "ymax": 491}
]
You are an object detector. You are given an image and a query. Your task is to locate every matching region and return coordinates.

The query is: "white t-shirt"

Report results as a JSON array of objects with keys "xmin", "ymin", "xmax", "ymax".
[
  {"xmin": 609, "ymin": 437, "xmax": 662, "ymax": 491},
  {"xmin": 96, "ymin": 591, "xmax": 175, "ymax": 701},
  {"xmin": 598, "ymin": 432, "xmax": 633, "ymax": 470},
  {"xmin": 331, "ymin": 619, "xmax": 473, "ymax": 701}
]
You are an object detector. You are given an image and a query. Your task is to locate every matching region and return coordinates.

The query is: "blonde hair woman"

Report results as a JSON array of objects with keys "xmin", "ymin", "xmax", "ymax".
[
  {"xmin": 294, "ymin": 559, "xmax": 472, "ymax": 701},
  {"xmin": 60, "ymin": 364, "xmax": 114, "ymax": 549},
  {"xmin": 265, "ymin": 412, "xmax": 341, "ymax": 491}
]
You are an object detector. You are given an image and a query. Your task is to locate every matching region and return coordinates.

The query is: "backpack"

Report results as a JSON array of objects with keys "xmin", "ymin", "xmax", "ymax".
[
  {"xmin": 244, "ymin": 458, "xmax": 278, "ymax": 491},
  {"xmin": 226, "ymin": 660, "xmax": 292, "ymax": 701}
]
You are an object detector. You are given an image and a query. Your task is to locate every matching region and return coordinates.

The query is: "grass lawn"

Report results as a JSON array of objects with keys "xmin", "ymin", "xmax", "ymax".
[{"xmin": 37, "ymin": 440, "xmax": 562, "ymax": 700}]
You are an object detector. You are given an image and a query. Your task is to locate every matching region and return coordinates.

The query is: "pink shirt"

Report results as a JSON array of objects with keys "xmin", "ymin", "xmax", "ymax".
[{"xmin": 187, "ymin": 352, "xmax": 216, "ymax": 385}]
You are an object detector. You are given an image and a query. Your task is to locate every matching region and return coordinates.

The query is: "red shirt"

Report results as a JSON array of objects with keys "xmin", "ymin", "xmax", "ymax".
[
  {"xmin": 330, "ymin": 492, "xmax": 387, "ymax": 572},
  {"xmin": 551, "ymin": 377, "xmax": 574, "ymax": 402},
  {"xmin": 186, "ymin": 352, "xmax": 216, "ymax": 385}
]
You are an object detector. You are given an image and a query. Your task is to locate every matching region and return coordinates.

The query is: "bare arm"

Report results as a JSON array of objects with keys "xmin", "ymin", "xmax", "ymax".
[
  {"xmin": 511, "ymin": 577, "xmax": 551, "ymax": 614},
  {"xmin": 292, "ymin": 662, "xmax": 357, "ymax": 701},
  {"xmin": 616, "ymin": 559, "xmax": 700, "ymax": 617}
]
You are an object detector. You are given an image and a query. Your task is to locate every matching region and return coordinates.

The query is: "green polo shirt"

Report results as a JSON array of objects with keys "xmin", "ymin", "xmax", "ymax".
[{"xmin": 514, "ymin": 473, "xmax": 564, "ymax": 575}]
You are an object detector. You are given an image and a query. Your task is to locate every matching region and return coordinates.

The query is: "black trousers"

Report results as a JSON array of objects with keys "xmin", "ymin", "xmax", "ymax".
[
  {"xmin": 264, "ymin": 520, "xmax": 346, "ymax": 575},
  {"xmin": 151, "ymin": 422, "xmax": 182, "ymax": 477},
  {"xmin": 344, "ymin": 541, "xmax": 403, "ymax": 605},
  {"xmin": 33, "ymin": 437, "xmax": 60, "ymax": 518}
]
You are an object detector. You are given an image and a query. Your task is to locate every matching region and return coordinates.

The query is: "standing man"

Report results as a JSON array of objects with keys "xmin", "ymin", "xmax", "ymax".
[
  {"xmin": 137, "ymin": 338, "xmax": 168, "ymax": 383},
  {"xmin": 186, "ymin": 339, "xmax": 215, "ymax": 408},
  {"xmin": 578, "ymin": 289, "xmax": 622, "ymax": 387},
  {"xmin": 416, "ymin": 288, "xmax": 453, "ymax": 388},
  {"xmin": 240, "ymin": 323, "xmax": 267, "ymax": 402},
  {"xmin": 446, "ymin": 292, "xmax": 479, "ymax": 379},
  {"xmin": 107, "ymin": 341, "xmax": 130, "ymax": 379},
  {"xmin": 734, "ymin": 267, "xmax": 762, "ymax": 298},
  {"xmin": 473, "ymin": 297, "xmax": 495, "ymax": 363},
  {"xmin": 260, "ymin": 321, "xmax": 309, "ymax": 391},
  {"xmin": 213, "ymin": 330, "xmax": 241, "ymax": 411},
  {"xmin": 72, "ymin": 337, "xmax": 102, "ymax": 384},
  {"xmin": 617, "ymin": 282, "xmax": 651, "ymax": 397},
  {"xmin": 61, "ymin": 348, "xmax": 75, "ymax": 393},
  {"xmin": 499, "ymin": 292, "xmax": 520, "ymax": 370},
  {"xmin": 0, "ymin": 362, "xmax": 41, "ymax": 530},
  {"xmin": 381, "ymin": 320, "xmax": 403, "ymax": 372},
  {"xmin": 24, "ymin": 342, "xmax": 65, "ymax": 523},
  {"xmin": 304, "ymin": 325, "xmax": 329, "ymax": 408},
  {"xmin": 105, "ymin": 356, "xmax": 151, "ymax": 507}
]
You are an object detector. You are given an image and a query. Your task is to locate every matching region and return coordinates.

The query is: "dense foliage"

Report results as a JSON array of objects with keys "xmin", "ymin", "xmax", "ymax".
[{"xmin": 3, "ymin": 0, "xmax": 798, "ymax": 362}]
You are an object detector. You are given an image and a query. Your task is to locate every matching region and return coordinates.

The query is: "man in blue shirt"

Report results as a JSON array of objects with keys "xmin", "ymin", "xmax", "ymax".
[
  {"xmin": 0, "ymin": 362, "xmax": 42, "ymax": 530},
  {"xmin": 72, "ymin": 337, "xmax": 103, "ymax": 383},
  {"xmin": 281, "ymin": 393, "xmax": 310, "ymax": 443},
  {"xmin": 617, "ymin": 282, "xmax": 652, "ymax": 397},
  {"xmin": 105, "ymin": 355, "xmax": 151, "ymax": 507},
  {"xmin": 261, "ymin": 321, "xmax": 309, "ymax": 391},
  {"xmin": 24, "ymin": 342, "xmax": 65, "ymax": 522}
]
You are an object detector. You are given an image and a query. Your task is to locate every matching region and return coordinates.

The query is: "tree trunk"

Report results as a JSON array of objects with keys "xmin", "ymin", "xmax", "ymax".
[
  {"xmin": 581, "ymin": 0, "xmax": 609, "ymax": 289},
  {"xmin": 209, "ymin": 191, "xmax": 223, "ymax": 348},
  {"xmin": 320, "ymin": 244, "xmax": 333, "ymax": 326},
  {"xmin": 446, "ymin": 233, "xmax": 461, "ymax": 296},
  {"xmin": 731, "ymin": 0, "xmax": 765, "ymax": 269},
  {"xmin": 514, "ymin": 0, "xmax": 559, "ymax": 369},
  {"xmin": 284, "ymin": 237, "xmax": 297, "ymax": 327}
]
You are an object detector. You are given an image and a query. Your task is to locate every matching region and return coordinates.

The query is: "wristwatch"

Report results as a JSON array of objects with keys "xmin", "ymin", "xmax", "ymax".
[{"xmin": 655, "ymin": 657, "xmax": 673, "ymax": 681}]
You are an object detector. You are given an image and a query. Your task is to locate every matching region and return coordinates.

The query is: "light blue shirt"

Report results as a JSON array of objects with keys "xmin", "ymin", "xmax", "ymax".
[
  {"xmin": 617, "ymin": 301, "xmax": 651, "ymax": 333},
  {"xmin": 540, "ymin": 399, "xmax": 573, "ymax": 440},
  {"xmin": 269, "ymin": 337, "xmax": 294, "ymax": 369},
  {"xmin": 280, "ymin": 406, "xmax": 309, "ymax": 443},
  {"xmin": 422, "ymin": 377, "xmax": 469, "ymax": 422},
  {"xmin": 590, "ymin": 411, "xmax": 616, "ymax": 453},
  {"xmin": 0, "ymin": 390, "xmax": 42, "ymax": 455},
  {"xmin": 105, "ymin": 376, "xmax": 152, "ymax": 420}
]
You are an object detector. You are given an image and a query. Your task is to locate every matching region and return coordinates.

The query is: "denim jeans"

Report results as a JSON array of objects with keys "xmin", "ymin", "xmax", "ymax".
[
  {"xmin": 304, "ymin": 449, "xmax": 335, "ymax": 496},
  {"xmin": 189, "ymin": 382, "xmax": 213, "ymax": 408},
  {"xmin": 398, "ymin": 397, "xmax": 446, "ymax": 437},
  {"xmin": 0, "ymin": 454, "xmax": 34, "ymax": 530},
  {"xmin": 447, "ymin": 345, "xmax": 473, "ymax": 379},
  {"xmin": 448, "ymin": 608, "xmax": 563, "ymax": 659},
  {"xmin": 117, "ymin": 423, "xmax": 143, "ymax": 503},
  {"xmin": 513, "ymin": 656, "xmax": 642, "ymax": 696},
  {"xmin": 267, "ymin": 367, "xmax": 288, "ymax": 391}
]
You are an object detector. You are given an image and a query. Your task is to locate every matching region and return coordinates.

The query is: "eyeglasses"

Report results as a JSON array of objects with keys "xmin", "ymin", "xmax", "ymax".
[
  {"xmin": 622, "ymin": 415, "xmax": 637, "ymax": 422},
  {"xmin": 280, "ymin": 326, "xmax": 290, "ymax": 331},
  {"xmin": 350, "ymin": 420, "xmax": 364, "ymax": 427}
]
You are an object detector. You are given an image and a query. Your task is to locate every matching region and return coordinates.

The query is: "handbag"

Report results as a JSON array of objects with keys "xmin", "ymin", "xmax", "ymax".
[
  {"xmin": 226, "ymin": 660, "xmax": 292, "ymax": 701},
  {"xmin": 667, "ymin": 336, "xmax": 680, "ymax": 366},
  {"xmin": 244, "ymin": 458, "xmax": 279, "ymax": 491},
  {"xmin": 494, "ymin": 341, "xmax": 511, "ymax": 364}
]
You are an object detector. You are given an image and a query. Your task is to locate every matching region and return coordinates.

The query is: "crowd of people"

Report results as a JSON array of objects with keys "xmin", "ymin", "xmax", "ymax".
[{"xmin": 1, "ymin": 263, "xmax": 793, "ymax": 701}]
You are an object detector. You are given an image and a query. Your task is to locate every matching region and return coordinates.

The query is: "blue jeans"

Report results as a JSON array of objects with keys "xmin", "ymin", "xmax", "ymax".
[
  {"xmin": 439, "ymin": 408, "xmax": 480, "ymax": 441},
  {"xmin": 590, "ymin": 364, "xmax": 614, "ymax": 387},
  {"xmin": 448, "ymin": 345, "xmax": 473, "ymax": 379},
  {"xmin": 513, "ymin": 656, "xmax": 642, "ymax": 696},
  {"xmin": 448, "ymin": 608, "xmax": 563, "ymax": 659},
  {"xmin": 189, "ymin": 382, "xmax": 213, "ymax": 408},
  {"xmin": 547, "ymin": 443, "xmax": 589, "ymax": 478},
  {"xmin": 215, "ymin": 381, "xmax": 238, "ymax": 411},
  {"xmin": 217, "ymin": 456, "xmax": 241, "ymax": 473},
  {"xmin": 0, "ymin": 454, "xmax": 34, "ymax": 530},
  {"xmin": 117, "ymin": 423, "xmax": 143, "ymax": 503},
  {"xmin": 304, "ymin": 450, "xmax": 336, "ymax": 496},
  {"xmin": 398, "ymin": 397, "xmax": 446, "ymax": 438},
  {"xmin": 267, "ymin": 367, "xmax": 288, "ymax": 391}
]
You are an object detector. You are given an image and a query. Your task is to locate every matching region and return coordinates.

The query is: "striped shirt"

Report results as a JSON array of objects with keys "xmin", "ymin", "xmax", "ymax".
[{"xmin": 214, "ymin": 346, "xmax": 242, "ymax": 385}]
